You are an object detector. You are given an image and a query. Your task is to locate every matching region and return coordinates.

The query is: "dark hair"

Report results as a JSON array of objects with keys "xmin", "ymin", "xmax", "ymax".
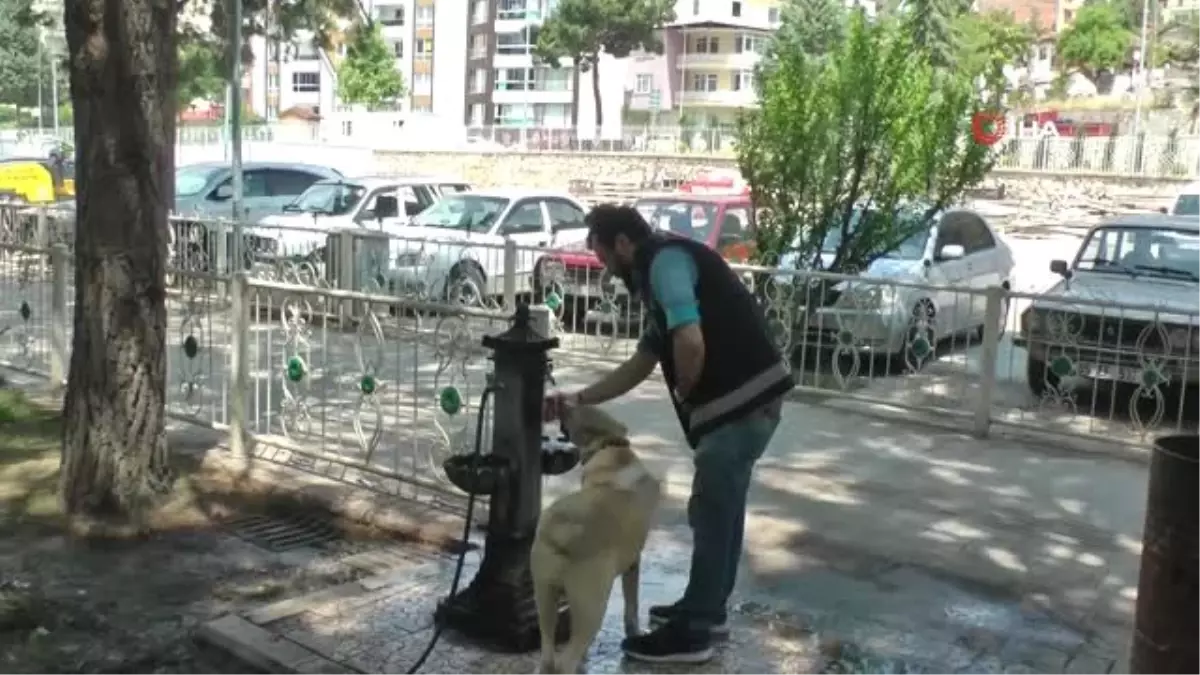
[{"xmin": 585, "ymin": 203, "xmax": 654, "ymax": 249}]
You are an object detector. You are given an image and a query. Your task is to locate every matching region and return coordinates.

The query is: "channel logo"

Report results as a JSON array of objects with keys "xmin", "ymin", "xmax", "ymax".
[{"xmin": 971, "ymin": 111, "xmax": 1007, "ymax": 146}]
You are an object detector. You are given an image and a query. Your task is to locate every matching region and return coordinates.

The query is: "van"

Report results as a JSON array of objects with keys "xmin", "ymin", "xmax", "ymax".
[{"xmin": 0, "ymin": 156, "xmax": 74, "ymax": 204}]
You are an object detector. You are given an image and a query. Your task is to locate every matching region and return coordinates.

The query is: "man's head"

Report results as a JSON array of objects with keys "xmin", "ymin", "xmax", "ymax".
[{"xmin": 586, "ymin": 204, "xmax": 654, "ymax": 287}]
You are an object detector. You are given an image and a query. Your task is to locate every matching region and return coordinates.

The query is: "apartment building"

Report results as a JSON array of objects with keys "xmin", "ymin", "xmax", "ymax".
[
  {"xmin": 463, "ymin": 0, "xmax": 627, "ymax": 133},
  {"xmin": 246, "ymin": 0, "xmax": 466, "ymax": 121},
  {"xmin": 624, "ymin": 0, "xmax": 779, "ymax": 126}
]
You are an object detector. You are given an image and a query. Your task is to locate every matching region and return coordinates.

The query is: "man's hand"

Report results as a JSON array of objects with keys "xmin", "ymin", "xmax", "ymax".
[{"xmin": 542, "ymin": 391, "xmax": 581, "ymax": 423}]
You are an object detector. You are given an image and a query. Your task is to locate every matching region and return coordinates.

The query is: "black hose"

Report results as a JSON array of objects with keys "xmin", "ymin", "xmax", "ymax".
[{"xmin": 405, "ymin": 385, "xmax": 494, "ymax": 674}]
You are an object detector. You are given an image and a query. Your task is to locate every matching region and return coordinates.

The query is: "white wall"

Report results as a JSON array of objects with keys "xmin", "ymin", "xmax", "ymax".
[
  {"xmin": 432, "ymin": 0, "xmax": 469, "ymax": 121},
  {"xmin": 572, "ymin": 53, "xmax": 630, "ymax": 139}
]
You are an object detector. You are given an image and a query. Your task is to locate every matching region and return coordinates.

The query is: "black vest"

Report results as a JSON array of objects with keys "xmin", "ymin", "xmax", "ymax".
[{"xmin": 633, "ymin": 234, "xmax": 795, "ymax": 447}]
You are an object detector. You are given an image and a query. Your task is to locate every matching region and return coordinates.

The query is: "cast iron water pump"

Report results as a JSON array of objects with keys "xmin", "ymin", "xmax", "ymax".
[{"xmin": 437, "ymin": 304, "xmax": 578, "ymax": 651}]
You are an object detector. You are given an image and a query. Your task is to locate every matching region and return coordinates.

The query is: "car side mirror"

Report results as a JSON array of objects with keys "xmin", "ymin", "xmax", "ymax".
[
  {"xmin": 1050, "ymin": 259, "xmax": 1072, "ymax": 278},
  {"xmin": 374, "ymin": 195, "xmax": 399, "ymax": 220},
  {"xmin": 938, "ymin": 243, "xmax": 965, "ymax": 260},
  {"xmin": 404, "ymin": 201, "xmax": 422, "ymax": 217},
  {"xmin": 211, "ymin": 184, "xmax": 233, "ymax": 201},
  {"xmin": 1158, "ymin": 206, "xmax": 1169, "ymax": 214}
]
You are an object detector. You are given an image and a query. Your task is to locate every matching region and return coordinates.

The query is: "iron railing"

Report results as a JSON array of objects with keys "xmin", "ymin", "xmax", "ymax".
[{"xmin": 2, "ymin": 206, "xmax": 1196, "ymax": 504}]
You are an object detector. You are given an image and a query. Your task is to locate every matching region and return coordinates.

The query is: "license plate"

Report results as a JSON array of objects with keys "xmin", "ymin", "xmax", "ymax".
[{"xmin": 1081, "ymin": 363, "xmax": 1140, "ymax": 383}]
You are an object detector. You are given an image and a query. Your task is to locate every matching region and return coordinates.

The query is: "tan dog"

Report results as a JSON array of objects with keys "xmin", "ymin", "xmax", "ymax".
[{"xmin": 531, "ymin": 404, "xmax": 662, "ymax": 674}]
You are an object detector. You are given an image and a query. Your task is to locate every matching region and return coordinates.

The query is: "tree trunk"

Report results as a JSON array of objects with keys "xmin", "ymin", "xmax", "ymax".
[
  {"xmin": 570, "ymin": 66, "xmax": 581, "ymax": 129},
  {"xmin": 591, "ymin": 59, "xmax": 603, "ymax": 131},
  {"xmin": 59, "ymin": 0, "xmax": 177, "ymax": 519}
]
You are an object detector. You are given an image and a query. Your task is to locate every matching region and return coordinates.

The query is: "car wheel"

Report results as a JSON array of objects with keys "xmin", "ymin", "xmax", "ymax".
[
  {"xmin": 902, "ymin": 300, "xmax": 937, "ymax": 372},
  {"xmin": 446, "ymin": 263, "xmax": 486, "ymax": 307},
  {"xmin": 1026, "ymin": 356, "xmax": 1061, "ymax": 397}
]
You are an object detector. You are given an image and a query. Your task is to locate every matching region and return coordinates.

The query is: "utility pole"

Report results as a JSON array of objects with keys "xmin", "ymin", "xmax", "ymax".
[
  {"xmin": 1131, "ymin": 0, "xmax": 1150, "ymax": 139},
  {"xmin": 230, "ymin": 0, "xmax": 245, "ymax": 269},
  {"xmin": 36, "ymin": 36, "xmax": 44, "ymax": 135},
  {"xmin": 50, "ymin": 43, "xmax": 60, "ymax": 140}
]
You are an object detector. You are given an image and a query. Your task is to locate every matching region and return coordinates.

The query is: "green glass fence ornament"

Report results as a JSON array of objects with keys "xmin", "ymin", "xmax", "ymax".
[
  {"xmin": 182, "ymin": 335, "xmax": 199, "ymax": 359},
  {"xmin": 360, "ymin": 374, "xmax": 377, "ymax": 395},
  {"xmin": 544, "ymin": 291, "xmax": 562, "ymax": 312},
  {"xmin": 837, "ymin": 329, "xmax": 854, "ymax": 345},
  {"xmin": 439, "ymin": 386, "xmax": 463, "ymax": 415},
  {"xmin": 910, "ymin": 335, "xmax": 932, "ymax": 358},
  {"xmin": 286, "ymin": 356, "xmax": 307, "ymax": 383},
  {"xmin": 18, "ymin": 301, "xmax": 30, "ymax": 321},
  {"xmin": 1140, "ymin": 364, "xmax": 1166, "ymax": 389},
  {"xmin": 1050, "ymin": 355, "xmax": 1074, "ymax": 378}
]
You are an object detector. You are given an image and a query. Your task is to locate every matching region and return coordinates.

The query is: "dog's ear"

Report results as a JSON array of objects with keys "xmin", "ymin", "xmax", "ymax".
[{"xmin": 563, "ymin": 404, "xmax": 628, "ymax": 446}]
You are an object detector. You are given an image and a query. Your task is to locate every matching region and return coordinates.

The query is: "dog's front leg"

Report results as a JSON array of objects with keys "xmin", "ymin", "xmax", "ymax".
[{"xmin": 621, "ymin": 557, "xmax": 641, "ymax": 638}]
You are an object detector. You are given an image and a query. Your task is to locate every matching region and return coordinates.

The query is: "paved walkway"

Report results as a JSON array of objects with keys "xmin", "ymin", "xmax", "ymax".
[{"xmin": 200, "ymin": 374, "xmax": 1144, "ymax": 673}]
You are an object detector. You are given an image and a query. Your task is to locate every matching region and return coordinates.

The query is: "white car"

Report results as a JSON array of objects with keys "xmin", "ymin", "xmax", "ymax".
[
  {"xmin": 1016, "ymin": 214, "xmax": 1199, "ymax": 395},
  {"xmin": 382, "ymin": 189, "xmax": 591, "ymax": 305},
  {"xmin": 1167, "ymin": 181, "xmax": 1199, "ymax": 217},
  {"xmin": 775, "ymin": 206, "xmax": 1015, "ymax": 366},
  {"xmin": 247, "ymin": 175, "xmax": 470, "ymax": 262}
]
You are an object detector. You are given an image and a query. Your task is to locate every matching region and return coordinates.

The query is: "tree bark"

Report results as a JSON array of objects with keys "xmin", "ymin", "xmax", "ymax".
[
  {"xmin": 59, "ymin": 0, "xmax": 177, "ymax": 519},
  {"xmin": 591, "ymin": 58, "xmax": 603, "ymax": 131}
]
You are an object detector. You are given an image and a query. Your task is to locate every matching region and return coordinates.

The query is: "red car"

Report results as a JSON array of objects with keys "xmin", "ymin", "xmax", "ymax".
[{"xmin": 538, "ymin": 194, "xmax": 757, "ymax": 305}]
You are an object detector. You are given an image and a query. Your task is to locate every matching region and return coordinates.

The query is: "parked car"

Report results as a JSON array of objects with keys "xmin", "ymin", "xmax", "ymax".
[
  {"xmin": 1016, "ymin": 214, "xmax": 1199, "ymax": 396},
  {"xmin": 540, "ymin": 193, "xmax": 757, "ymax": 305},
  {"xmin": 0, "ymin": 155, "xmax": 74, "ymax": 205},
  {"xmin": 247, "ymin": 175, "xmax": 472, "ymax": 261},
  {"xmin": 381, "ymin": 189, "xmax": 590, "ymax": 305},
  {"xmin": 173, "ymin": 161, "xmax": 343, "ymax": 223},
  {"xmin": 1167, "ymin": 182, "xmax": 1199, "ymax": 217},
  {"xmin": 775, "ymin": 205, "xmax": 1015, "ymax": 367}
]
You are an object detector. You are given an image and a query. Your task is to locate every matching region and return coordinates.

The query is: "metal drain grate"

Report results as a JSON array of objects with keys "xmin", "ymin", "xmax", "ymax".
[{"xmin": 226, "ymin": 513, "xmax": 343, "ymax": 552}]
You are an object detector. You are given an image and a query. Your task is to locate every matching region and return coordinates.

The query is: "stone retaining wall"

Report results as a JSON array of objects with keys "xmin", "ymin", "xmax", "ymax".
[{"xmin": 376, "ymin": 150, "xmax": 1193, "ymax": 200}]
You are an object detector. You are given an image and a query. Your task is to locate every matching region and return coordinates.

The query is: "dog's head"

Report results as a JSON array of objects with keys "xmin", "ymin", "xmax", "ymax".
[{"xmin": 561, "ymin": 404, "xmax": 629, "ymax": 462}]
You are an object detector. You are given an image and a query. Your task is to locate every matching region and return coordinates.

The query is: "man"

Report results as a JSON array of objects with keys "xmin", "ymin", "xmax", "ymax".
[{"xmin": 543, "ymin": 204, "xmax": 794, "ymax": 664}]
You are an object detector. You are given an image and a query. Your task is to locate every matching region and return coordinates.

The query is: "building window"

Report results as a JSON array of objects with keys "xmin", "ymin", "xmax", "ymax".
[
  {"xmin": 377, "ymin": 6, "xmax": 404, "ymax": 26},
  {"xmin": 413, "ymin": 72, "xmax": 433, "ymax": 94},
  {"xmin": 689, "ymin": 73, "xmax": 718, "ymax": 92},
  {"xmin": 469, "ymin": 103, "xmax": 485, "ymax": 126},
  {"xmin": 291, "ymin": 71, "xmax": 320, "ymax": 92},
  {"xmin": 535, "ymin": 67, "xmax": 571, "ymax": 91},
  {"xmin": 635, "ymin": 73, "xmax": 653, "ymax": 94},
  {"xmin": 498, "ymin": 0, "xmax": 533, "ymax": 20},
  {"xmin": 267, "ymin": 73, "xmax": 280, "ymax": 89},
  {"xmin": 393, "ymin": 41, "xmax": 404, "ymax": 58},
  {"xmin": 731, "ymin": 1, "xmax": 742, "ymax": 17},
  {"xmin": 497, "ymin": 27, "xmax": 539, "ymax": 54},
  {"xmin": 496, "ymin": 68, "xmax": 532, "ymax": 90},
  {"xmin": 691, "ymin": 36, "xmax": 720, "ymax": 53},
  {"xmin": 412, "ymin": 103, "xmax": 433, "ymax": 114},
  {"xmin": 534, "ymin": 103, "xmax": 571, "ymax": 127},
  {"xmin": 1063, "ymin": 9, "xmax": 1074, "ymax": 21},
  {"xmin": 471, "ymin": 0, "xmax": 488, "ymax": 23},
  {"xmin": 293, "ymin": 42, "xmax": 319, "ymax": 60},
  {"xmin": 733, "ymin": 70, "xmax": 754, "ymax": 91},
  {"xmin": 470, "ymin": 34, "xmax": 488, "ymax": 59},
  {"xmin": 768, "ymin": 7, "xmax": 780, "ymax": 23},
  {"xmin": 495, "ymin": 103, "xmax": 532, "ymax": 126},
  {"xmin": 341, "ymin": 120, "xmax": 353, "ymax": 136},
  {"xmin": 735, "ymin": 34, "xmax": 765, "ymax": 53},
  {"xmin": 414, "ymin": 37, "xmax": 433, "ymax": 58},
  {"xmin": 415, "ymin": 5, "xmax": 434, "ymax": 25},
  {"xmin": 471, "ymin": 68, "xmax": 488, "ymax": 93}
]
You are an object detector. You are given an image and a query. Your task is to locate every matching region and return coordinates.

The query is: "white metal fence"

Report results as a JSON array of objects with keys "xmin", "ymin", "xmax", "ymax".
[
  {"xmin": 1, "ymin": 206, "xmax": 1195, "ymax": 506},
  {"xmin": 5, "ymin": 125, "xmax": 1198, "ymax": 179}
]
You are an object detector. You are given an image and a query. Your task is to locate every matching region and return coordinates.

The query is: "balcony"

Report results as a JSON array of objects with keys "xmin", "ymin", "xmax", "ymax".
[
  {"xmin": 677, "ymin": 51, "xmax": 762, "ymax": 69},
  {"xmin": 678, "ymin": 89, "xmax": 757, "ymax": 108}
]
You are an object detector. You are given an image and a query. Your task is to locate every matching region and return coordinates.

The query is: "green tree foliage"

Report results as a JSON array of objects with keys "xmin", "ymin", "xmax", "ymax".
[
  {"xmin": 535, "ymin": 0, "xmax": 674, "ymax": 128},
  {"xmin": 765, "ymin": 0, "xmax": 847, "ymax": 63},
  {"xmin": 736, "ymin": 10, "xmax": 995, "ymax": 271},
  {"xmin": 337, "ymin": 21, "xmax": 405, "ymax": 108},
  {"xmin": 901, "ymin": 0, "xmax": 971, "ymax": 67},
  {"xmin": 1057, "ymin": 1, "xmax": 1133, "ymax": 82},
  {"xmin": 955, "ymin": 10, "xmax": 1036, "ymax": 82},
  {"xmin": 177, "ymin": 40, "xmax": 226, "ymax": 106},
  {"xmin": 0, "ymin": 0, "xmax": 62, "ymax": 109}
]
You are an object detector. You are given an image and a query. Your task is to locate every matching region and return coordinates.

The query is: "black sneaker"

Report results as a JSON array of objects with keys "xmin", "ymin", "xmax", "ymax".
[
  {"xmin": 648, "ymin": 603, "xmax": 730, "ymax": 635},
  {"xmin": 621, "ymin": 622, "xmax": 715, "ymax": 664}
]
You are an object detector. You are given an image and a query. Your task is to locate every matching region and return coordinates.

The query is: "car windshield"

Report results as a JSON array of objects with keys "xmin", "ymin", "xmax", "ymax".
[
  {"xmin": 176, "ymin": 166, "xmax": 221, "ymax": 197},
  {"xmin": 287, "ymin": 181, "xmax": 367, "ymax": 216},
  {"xmin": 1076, "ymin": 225, "xmax": 1200, "ymax": 281},
  {"xmin": 412, "ymin": 195, "xmax": 510, "ymax": 230},
  {"xmin": 634, "ymin": 200, "xmax": 715, "ymax": 242},
  {"xmin": 821, "ymin": 208, "xmax": 931, "ymax": 259},
  {"xmin": 1172, "ymin": 194, "xmax": 1199, "ymax": 216}
]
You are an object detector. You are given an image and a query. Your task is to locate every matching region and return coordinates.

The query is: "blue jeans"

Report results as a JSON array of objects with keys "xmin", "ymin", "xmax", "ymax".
[{"xmin": 677, "ymin": 403, "xmax": 780, "ymax": 627}]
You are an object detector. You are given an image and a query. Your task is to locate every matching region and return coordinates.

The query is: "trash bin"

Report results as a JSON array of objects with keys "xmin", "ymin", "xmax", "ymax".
[{"xmin": 1130, "ymin": 433, "xmax": 1197, "ymax": 674}]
